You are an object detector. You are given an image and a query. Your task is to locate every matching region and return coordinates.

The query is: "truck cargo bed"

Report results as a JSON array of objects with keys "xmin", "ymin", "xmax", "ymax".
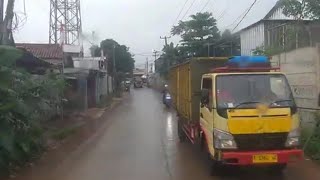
[{"xmin": 169, "ymin": 57, "xmax": 228, "ymax": 122}]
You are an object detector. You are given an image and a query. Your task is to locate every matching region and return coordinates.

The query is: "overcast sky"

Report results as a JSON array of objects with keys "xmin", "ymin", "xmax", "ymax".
[{"xmin": 13, "ymin": 0, "xmax": 279, "ymax": 67}]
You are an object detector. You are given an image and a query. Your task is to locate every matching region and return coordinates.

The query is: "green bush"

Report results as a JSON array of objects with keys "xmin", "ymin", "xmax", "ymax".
[
  {"xmin": 51, "ymin": 125, "xmax": 81, "ymax": 141},
  {"xmin": 302, "ymin": 113, "xmax": 320, "ymax": 161},
  {"xmin": 0, "ymin": 46, "xmax": 66, "ymax": 175}
]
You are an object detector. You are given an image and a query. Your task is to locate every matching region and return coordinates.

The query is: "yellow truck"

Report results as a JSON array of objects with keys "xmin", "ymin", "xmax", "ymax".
[{"xmin": 169, "ymin": 56, "xmax": 303, "ymax": 174}]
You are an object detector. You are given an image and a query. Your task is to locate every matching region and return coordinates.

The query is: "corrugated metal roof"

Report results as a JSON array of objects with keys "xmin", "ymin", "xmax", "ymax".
[
  {"xmin": 16, "ymin": 43, "xmax": 63, "ymax": 60},
  {"xmin": 240, "ymin": 0, "xmax": 310, "ymax": 32}
]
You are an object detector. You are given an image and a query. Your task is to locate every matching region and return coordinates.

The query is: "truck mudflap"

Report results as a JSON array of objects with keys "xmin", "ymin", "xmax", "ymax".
[{"xmin": 221, "ymin": 149, "xmax": 303, "ymax": 165}]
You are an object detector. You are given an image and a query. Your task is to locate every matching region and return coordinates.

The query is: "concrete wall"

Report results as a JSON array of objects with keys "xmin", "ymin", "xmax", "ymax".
[
  {"xmin": 73, "ymin": 57, "xmax": 104, "ymax": 70},
  {"xmin": 271, "ymin": 45, "xmax": 320, "ymax": 125},
  {"xmin": 96, "ymin": 75, "xmax": 113, "ymax": 105}
]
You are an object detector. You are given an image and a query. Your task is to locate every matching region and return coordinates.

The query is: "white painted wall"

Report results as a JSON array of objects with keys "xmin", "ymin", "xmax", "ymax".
[
  {"xmin": 240, "ymin": 22, "xmax": 265, "ymax": 55},
  {"xmin": 73, "ymin": 57, "xmax": 104, "ymax": 70},
  {"xmin": 63, "ymin": 45, "xmax": 81, "ymax": 53},
  {"xmin": 271, "ymin": 46, "xmax": 320, "ymax": 125}
]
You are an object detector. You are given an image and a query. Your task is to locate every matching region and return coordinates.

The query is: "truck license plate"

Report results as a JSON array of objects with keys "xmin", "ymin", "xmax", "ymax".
[{"xmin": 253, "ymin": 154, "xmax": 278, "ymax": 163}]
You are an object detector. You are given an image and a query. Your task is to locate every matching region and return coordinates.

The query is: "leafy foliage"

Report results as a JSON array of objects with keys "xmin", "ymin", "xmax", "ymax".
[
  {"xmin": 282, "ymin": 0, "xmax": 320, "ymax": 20},
  {"xmin": 100, "ymin": 39, "xmax": 135, "ymax": 74},
  {"xmin": 221, "ymin": 29, "xmax": 232, "ymax": 39},
  {"xmin": 252, "ymin": 45, "xmax": 284, "ymax": 56},
  {"xmin": 171, "ymin": 12, "xmax": 220, "ymax": 57},
  {"xmin": 89, "ymin": 45, "xmax": 101, "ymax": 57},
  {"xmin": 302, "ymin": 112, "xmax": 320, "ymax": 160},
  {"xmin": 0, "ymin": 47, "xmax": 66, "ymax": 175},
  {"xmin": 158, "ymin": 12, "xmax": 232, "ymax": 77},
  {"xmin": 157, "ymin": 43, "xmax": 181, "ymax": 78}
]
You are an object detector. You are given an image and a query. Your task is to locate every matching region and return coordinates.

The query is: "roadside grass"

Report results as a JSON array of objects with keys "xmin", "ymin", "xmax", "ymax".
[
  {"xmin": 302, "ymin": 113, "xmax": 320, "ymax": 161},
  {"xmin": 50, "ymin": 124, "xmax": 82, "ymax": 141},
  {"xmin": 98, "ymin": 94, "xmax": 114, "ymax": 108}
]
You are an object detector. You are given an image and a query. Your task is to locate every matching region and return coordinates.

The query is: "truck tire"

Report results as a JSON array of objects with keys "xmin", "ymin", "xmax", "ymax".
[
  {"xmin": 269, "ymin": 164, "xmax": 287, "ymax": 174},
  {"xmin": 209, "ymin": 159, "xmax": 224, "ymax": 176},
  {"xmin": 177, "ymin": 120, "xmax": 186, "ymax": 142},
  {"xmin": 200, "ymin": 134, "xmax": 207, "ymax": 152}
]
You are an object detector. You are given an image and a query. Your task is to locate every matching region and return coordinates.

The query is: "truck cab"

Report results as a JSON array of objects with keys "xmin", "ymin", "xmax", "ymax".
[
  {"xmin": 134, "ymin": 77, "xmax": 143, "ymax": 88},
  {"xmin": 199, "ymin": 56, "xmax": 303, "ymax": 169}
]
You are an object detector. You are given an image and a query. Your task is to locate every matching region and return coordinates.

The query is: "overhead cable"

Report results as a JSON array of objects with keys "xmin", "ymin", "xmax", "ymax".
[{"xmin": 232, "ymin": 0, "xmax": 258, "ymax": 32}]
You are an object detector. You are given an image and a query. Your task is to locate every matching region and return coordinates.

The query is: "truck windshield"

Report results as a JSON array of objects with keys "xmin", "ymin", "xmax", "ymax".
[{"xmin": 216, "ymin": 74, "xmax": 295, "ymax": 109}]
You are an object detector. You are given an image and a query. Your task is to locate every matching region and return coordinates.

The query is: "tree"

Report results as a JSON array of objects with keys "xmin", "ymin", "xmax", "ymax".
[
  {"xmin": 171, "ymin": 12, "xmax": 220, "ymax": 57},
  {"xmin": 100, "ymin": 39, "xmax": 135, "ymax": 74},
  {"xmin": 282, "ymin": 0, "xmax": 320, "ymax": 20},
  {"xmin": 221, "ymin": 29, "xmax": 232, "ymax": 39},
  {"xmin": 89, "ymin": 45, "xmax": 101, "ymax": 57},
  {"xmin": 156, "ymin": 43, "xmax": 181, "ymax": 78}
]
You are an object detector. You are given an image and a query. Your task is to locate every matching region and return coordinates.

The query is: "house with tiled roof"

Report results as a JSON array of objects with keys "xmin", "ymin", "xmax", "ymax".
[{"xmin": 16, "ymin": 43, "xmax": 64, "ymax": 65}]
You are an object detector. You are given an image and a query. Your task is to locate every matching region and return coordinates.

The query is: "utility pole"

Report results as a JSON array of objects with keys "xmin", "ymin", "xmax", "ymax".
[
  {"xmin": 113, "ymin": 44, "xmax": 116, "ymax": 74},
  {"xmin": 0, "ymin": 0, "xmax": 4, "ymax": 23},
  {"xmin": 0, "ymin": 0, "xmax": 4, "ymax": 42},
  {"xmin": 205, "ymin": 42, "xmax": 216, "ymax": 57},
  {"xmin": 113, "ymin": 44, "xmax": 116, "ymax": 93},
  {"xmin": 160, "ymin": 36, "xmax": 171, "ymax": 46},
  {"xmin": 153, "ymin": 50, "xmax": 159, "ymax": 61},
  {"xmin": 146, "ymin": 58, "xmax": 149, "ymax": 76},
  {"xmin": 1, "ymin": 0, "xmax": 15, "ymax": 45},
  {"xmin": 150, "ymin": 63, "xmax": 153, "ymax": 73}
]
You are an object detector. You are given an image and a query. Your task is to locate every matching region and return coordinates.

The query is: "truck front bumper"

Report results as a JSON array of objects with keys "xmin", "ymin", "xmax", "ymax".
[{"xmin": 221, "ymin": 149, "xmax": 303, "ymax": 166}]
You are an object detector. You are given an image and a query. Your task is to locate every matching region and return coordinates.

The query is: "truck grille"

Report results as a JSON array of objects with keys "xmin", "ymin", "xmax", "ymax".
[{"xmin": 233, "ymin": 133, "xmax": 288, "ymax": 151}]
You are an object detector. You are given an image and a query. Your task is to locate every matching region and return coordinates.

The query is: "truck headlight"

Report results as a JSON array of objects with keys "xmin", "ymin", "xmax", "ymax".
[
  {"xmin": 214, "ymin": 129, "xmax": 237, "ymax": 150},
  {"xmin": 285, "ymin": 128, "xmax": 301, "ymax": 147}
]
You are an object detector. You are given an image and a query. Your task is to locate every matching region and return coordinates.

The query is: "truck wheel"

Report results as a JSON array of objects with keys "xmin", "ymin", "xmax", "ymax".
[
  {"xmin": 177, "ymin": 120, "xmax": 186, "ymax": 142},
  {"xmin": 269, "ymin": 164, "xmax": 287, "ymax": 174},
  {"xmin": 209, "ymin": 159, "xmax": 223, "ymax": 176}
]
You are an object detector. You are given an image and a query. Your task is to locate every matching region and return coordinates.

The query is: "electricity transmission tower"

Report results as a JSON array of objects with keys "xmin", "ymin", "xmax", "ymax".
[{"xmin": 49, "ymin": 0, "xmax": 82, "ymax": 45}]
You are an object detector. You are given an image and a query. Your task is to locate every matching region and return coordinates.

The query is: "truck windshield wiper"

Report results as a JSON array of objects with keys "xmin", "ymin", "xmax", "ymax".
[
  {"xmin": 269, "ymin": 99, "xmax": 293, "ymax": 106},
  {"xmin": 234, "ymin": 101, "xmax": 261, "ymax": 109}
]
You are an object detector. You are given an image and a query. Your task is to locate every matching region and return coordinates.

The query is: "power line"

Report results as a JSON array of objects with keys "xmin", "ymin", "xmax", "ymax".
[
  {"xmin": 133, "ymin": 53, "xmax": 153, "ymax": 57},
  {"xmin": 232, "ymin": 0, "xmax": 258, "ymax": 32},
  {"xmin": 216, "ymin": 0, "xmax": 230, "ymax": 21},
  {"xmin": 180, "ymin": 0, "xmax": 196, "ymax": 20},
  {"xmin": 200, "ymin": 0, "xmax": 211, "ymax": 12},
  {"xmin": 221, "ymin": 9, "xmax": 248, "ymax": 30},
  {"xmin": 217, "ymin": 8, "xmax": 228, "ymax": 20},
  {"xmin": 173, "ymin": 0, "xmax": 190, "ymax": 26}
]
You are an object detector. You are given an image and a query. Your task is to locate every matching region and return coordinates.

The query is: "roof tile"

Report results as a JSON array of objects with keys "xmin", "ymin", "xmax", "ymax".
[{"xmin": 16, "ymin": 43, "xmax": 63, "ymax": 60}]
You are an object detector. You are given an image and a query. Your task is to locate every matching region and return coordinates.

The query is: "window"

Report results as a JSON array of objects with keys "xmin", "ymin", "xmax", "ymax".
[
  {"xmin": 202, "ymin": 78, "xmax": 212, "ymax": 89},
  {"xmin": 202, "ymin": 78, "xmax": 213, "ymax": 108},
  {"xmin": 216, "ymin": 74, "xmax": 295, "ymax": 109}
]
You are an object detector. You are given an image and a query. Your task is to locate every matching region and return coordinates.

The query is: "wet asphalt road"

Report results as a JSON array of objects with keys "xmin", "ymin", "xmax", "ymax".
[{"xmin": 50, "ymin": 88, "xmax": 320, "ymax": 180}]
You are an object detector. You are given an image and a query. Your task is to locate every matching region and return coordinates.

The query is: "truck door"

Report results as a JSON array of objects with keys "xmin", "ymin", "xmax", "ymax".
[{"xmin": 200, "ymin": 78, "xmax": 214, "ymax": 136}]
